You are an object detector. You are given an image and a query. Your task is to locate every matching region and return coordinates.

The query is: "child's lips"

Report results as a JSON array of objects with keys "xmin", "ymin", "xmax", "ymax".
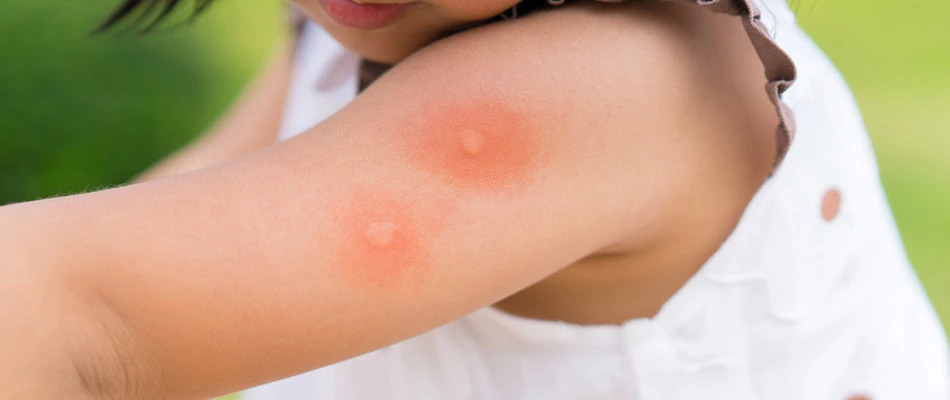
[{"xmin": 318, "ymin": 0, "xmax": 420, "ymax": 30}]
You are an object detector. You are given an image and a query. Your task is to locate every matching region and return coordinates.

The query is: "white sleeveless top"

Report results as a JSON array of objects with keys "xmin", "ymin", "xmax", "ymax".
[{"xmin": 243, "ymin": 1, "xmax": 950, "ymax": 398}]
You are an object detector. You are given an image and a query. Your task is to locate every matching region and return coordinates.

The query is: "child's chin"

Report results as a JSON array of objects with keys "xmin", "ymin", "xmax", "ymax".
[{"xmin": 313, "ymin": 12, "xmax": 457, "ymax": 64}]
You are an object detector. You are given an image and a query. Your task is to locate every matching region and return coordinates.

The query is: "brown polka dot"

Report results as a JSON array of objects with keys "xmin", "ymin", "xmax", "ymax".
[
  {"xmin": 821, "ymin": 188, "xmax": 842, "ymax": 222},
  {"xmin": 846, "ymin": 395, "xmax": 871, "ymax": 400}
]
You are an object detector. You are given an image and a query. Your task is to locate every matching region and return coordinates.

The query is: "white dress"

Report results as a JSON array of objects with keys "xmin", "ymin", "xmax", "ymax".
[{"xmin": 243, "ymin": 0, "xmax": 950, "ymax": 398}]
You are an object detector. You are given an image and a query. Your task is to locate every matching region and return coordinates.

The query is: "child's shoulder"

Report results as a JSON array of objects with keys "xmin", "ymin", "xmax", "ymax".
[
  {"xmin": 412, "ymin": 0, "xmax": 779, "ymax": 248},
  {"xmin": 358, "ymin": 0, "xmax": 782, "ymax": 322},
  {"xmin": 284, "ymin": 0, "xmax": 785, "ymax": 324}
]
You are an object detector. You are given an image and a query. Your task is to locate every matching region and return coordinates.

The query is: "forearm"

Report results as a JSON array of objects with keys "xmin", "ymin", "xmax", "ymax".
[
  {"xmin": 1, "ymin": 173, "xmax": 403, "ymax": 399},
  {"xmin": 2, "ymin": 175, "xmax": 372, "ymax": 399},
  {"xmin": 0, "ymin": 133, "xmax": 583, "ymax": 398},
  {"xmin": 0, "ymin": 40, "xmax": 295, "ymax": 397}
]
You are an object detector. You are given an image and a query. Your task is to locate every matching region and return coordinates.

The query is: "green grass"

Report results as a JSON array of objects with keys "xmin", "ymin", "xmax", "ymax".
[
  {"xmin": 1, "ymin": 1, "xmax": 948, "ymax": 398},
  {"xmin": 0, "ymin": 0, "xmax": 283, "ymax": 202}
]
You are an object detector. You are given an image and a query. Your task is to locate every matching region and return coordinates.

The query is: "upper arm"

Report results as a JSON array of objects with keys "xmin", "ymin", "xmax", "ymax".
[{"xmin": 41, "ymin": 4, "xmax": 759, "ymax": 398}]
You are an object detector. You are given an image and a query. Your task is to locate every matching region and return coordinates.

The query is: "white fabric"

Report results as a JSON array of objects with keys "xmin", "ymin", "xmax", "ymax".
[
  {"xmin": 277, "ymin": 23, "xmax": 362, "ymax": 141},
  {"xmin": 243, "ymin": 7, "xmax": 950, "ymax": 399}
]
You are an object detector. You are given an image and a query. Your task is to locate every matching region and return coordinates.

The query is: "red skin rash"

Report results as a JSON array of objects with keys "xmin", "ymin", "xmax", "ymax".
[
  {"xmin": 403, "ymin": 95, "xmax": 546, "ymax": 194},
  {"xmin": 328, "ymin": 95, "xmax": 545, "ymax": 290},
  {"xmin": 326, "ymin": 191, "xmax": 442, "ymax": 290}
]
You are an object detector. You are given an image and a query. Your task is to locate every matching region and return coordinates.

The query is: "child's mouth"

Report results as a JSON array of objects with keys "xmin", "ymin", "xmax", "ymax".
[{"xmin": 319, "ymin": 0, "xmax": 420, "ymax": 30}]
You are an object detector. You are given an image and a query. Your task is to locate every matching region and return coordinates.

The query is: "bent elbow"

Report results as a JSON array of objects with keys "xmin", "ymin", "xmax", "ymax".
[{"xmin": 0, "ymin": 204, "xmax": 163, "ymax": 400}]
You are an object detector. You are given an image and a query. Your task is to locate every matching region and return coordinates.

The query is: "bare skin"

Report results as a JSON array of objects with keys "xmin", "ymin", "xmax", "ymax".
[{"xmin": 0, "ymin": 2, "xmax": 778, "ymax": 399}]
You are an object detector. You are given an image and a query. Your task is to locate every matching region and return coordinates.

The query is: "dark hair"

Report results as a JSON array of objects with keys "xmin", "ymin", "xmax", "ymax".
[{"xmin": 95, "ymin": 0, "xmax": 216, "ymax": 34}]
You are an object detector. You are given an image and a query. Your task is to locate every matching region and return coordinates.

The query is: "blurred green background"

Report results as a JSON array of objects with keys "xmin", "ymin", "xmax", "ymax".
[{"xmin": 0, "ymin": 0, "xmax": 947, "ymax": 397}]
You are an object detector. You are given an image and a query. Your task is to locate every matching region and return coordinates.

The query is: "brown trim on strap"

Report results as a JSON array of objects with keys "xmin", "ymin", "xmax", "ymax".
[{"xmin": 724, "ymin": 0, "xmax": 797, "ymax": 170}]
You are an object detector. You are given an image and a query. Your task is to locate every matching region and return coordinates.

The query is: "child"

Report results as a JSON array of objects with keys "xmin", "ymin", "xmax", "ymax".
[{"xmin": 1, "ymin": 0, "xmax": 947, "ymax": 398}]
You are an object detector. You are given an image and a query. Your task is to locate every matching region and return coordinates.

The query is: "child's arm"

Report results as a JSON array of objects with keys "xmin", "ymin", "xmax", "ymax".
[
  {"xmin": 0, "ymin": 4, "xmax": 768, "ymax": 399},
  {"xmin": 134, "ymin": 39, "xmax": 295, "ymax": 182}
]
